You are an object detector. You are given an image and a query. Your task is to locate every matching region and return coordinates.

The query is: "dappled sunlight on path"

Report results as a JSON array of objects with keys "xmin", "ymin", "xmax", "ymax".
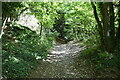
[{"xmin": 30, "ymin": 42, "xmax": 95, "ymax": 78}]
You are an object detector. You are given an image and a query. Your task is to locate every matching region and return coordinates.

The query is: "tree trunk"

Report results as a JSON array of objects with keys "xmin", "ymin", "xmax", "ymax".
[
  {"xmin": 109, "ymin": 2, "xmax": 115, "ymax": 52},
  {"xmin": 91, "ymin": 2, "xmax": 104, "ymax": 50},
  {"xmin": 116, "ymin": 1, "xmax": 120, "ymax": 39},
  {"xmin": 0, "ymin": 17, "xmax": 8, "ymax": 39},
  {"xmin": 109, "ymin": 2, "xmax": 115, "ymax": 38},
  {"xmin": 116, "ymin": 1, "xmax": 120, "ymax": 51},
  {"xmin": 40, "ymin": 23, "xmax": 43, "ymax": 36},
  {"xmin": 99, "ymin": 2, "xmax": 110, "ymax": 52}
]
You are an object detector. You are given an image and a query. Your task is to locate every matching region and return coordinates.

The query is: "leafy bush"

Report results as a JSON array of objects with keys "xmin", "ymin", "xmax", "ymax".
[
  {"xmin": 80, "ymin": 46, "xmax": 100, "ymax": 59},
  {"xmin": 80, "ymin": 46, "xmax": 120, "ymax": 78},
  {"xmin": 2, "ymin": 24, "xmax": 53, "ymax": 78}
]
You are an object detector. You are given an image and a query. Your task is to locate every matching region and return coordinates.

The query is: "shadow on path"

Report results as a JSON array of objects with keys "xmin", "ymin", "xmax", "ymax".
[{"xmin": 30, "ymin": 42, "xmax": 95, "ymax": 78}]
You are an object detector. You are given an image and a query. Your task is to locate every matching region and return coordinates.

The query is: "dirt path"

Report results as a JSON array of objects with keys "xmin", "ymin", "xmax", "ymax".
[{"xmin": 30, "ymin": 42, "xmax": 95, "ymax": 78}]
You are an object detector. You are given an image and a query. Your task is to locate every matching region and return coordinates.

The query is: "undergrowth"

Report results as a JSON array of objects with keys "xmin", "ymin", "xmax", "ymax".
[
  {"xmin": 2, "ymin": 23, "xmax": 54, "ymax": 78},
  {"xmin": 79, "ymin": 46, "xmax": 120, "ymax": 78}
]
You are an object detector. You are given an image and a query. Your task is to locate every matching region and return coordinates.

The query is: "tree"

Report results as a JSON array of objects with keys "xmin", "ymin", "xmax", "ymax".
[
  {"xmin": 1, "ymin": 2, "xmax": 26, "ymax": 38},
  {"xmin": 53, "ymin": 10, "xmax": 66, "ymax": 40},
  {"xmin": 91, "ymin": 2, "xmax": 120, "ymax": 52},
  {"xmin": 116, "ymin": 1, "xmax": 120, "ymax": 50}
]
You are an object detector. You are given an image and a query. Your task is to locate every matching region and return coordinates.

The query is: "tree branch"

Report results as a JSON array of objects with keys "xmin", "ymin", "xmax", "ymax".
[{"xmin": 0, "ymin": 17, "xmax": 8, "ymax": 39}]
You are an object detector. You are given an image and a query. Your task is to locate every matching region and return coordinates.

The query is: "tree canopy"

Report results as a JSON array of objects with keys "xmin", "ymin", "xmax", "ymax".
[{"xmin": 1, "ymin": 1, "xmax": 120, "ymax": 78}]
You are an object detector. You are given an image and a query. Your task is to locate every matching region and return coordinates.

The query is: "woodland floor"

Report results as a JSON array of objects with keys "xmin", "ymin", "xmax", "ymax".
[{"xmin": 29, "ymin": 42, "xmax": 98, "ymax": 78}]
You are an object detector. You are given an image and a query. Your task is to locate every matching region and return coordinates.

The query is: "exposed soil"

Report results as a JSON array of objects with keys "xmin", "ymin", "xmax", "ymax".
[{"xmin": 30, "ymin": 42, "xmax": 97, "ymax": 78}]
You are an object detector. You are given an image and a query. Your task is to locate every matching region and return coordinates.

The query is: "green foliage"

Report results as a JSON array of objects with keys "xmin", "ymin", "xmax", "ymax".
[
  {"xmin": 83, "ymin": 32, "xmax": 99, "ymax": 48},
  {"xmin": 63, "ymin": 2, "xmax": 96, "ymax": 40},
  {"xmin": 2, "ymin": 2, "xmax": 25, "ymax": 21},
  {"xmin": 80, "ymin": 46, "xmax": 100, "ymax": 59},
  {"xmin": 80, "ymin": 47, "xmax": 120, "ymax": 77},
  {"xmin": 2, "ymin": 24, "xmax": 52, "ymax": 78},
  {"xmin": 26, "ymin": 2, "xmax": 96, "ymax": 41},
  {"xmin": 2, "ymin": 2, "xmax": 119, "ymax": 78}
]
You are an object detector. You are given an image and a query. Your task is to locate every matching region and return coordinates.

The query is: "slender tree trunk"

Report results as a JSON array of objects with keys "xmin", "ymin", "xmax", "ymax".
[
  {"xmin": 109, "ymin": 2, "xmax": 115, "ymax": 52},
  {"xmin": 0, "ymin": 17, "xmax": 8, "ymax": 38},
  {"xmin": 91, "ymin": 2, "xmax": 104, "ymax": 50},
  {"xmin": 40, "ymin": 23, "xmax": 43, "ymax": 36},
  {"xmin": 109, "ymin": 2, "xmax": 115, "ymax": 38},
  {"xmin": 116, "ymin": 1, "xmax": 120, "ymax": 39},
  {"xmin": 14, "ymin": 7, "xmax": 28, "ymax": 21},
  {"xmin": 117, "ymin": 11, "xmax": 120, "ymax": 39},
  {"xmin": 116, "ymin": 1, "xmax": 120, "ymax": 51}
]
